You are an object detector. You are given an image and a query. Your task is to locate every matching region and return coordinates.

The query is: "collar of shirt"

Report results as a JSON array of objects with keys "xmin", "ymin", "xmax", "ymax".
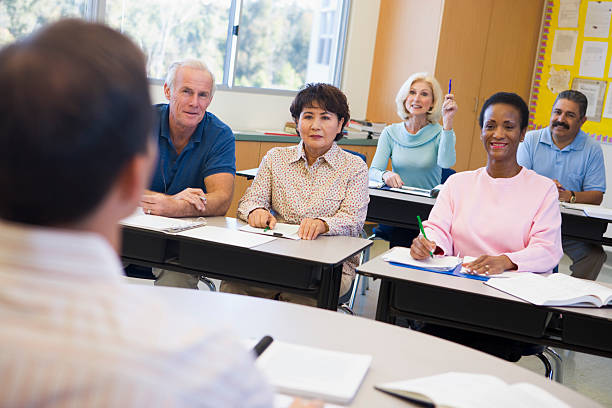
[
  {"xmin": 292, "ymin": 141, "xmax": 343, "ymax": 169},
  {"xmin": 0, "ymin": 219, "xmax": 124, "ymax": 285},
  {"xmin": 160, "ymin": 105, "xmax": 208, "ymax": 150},
  {"xmin": 540, "ymin": 127, "xmax": 587, "ymax": 152}
]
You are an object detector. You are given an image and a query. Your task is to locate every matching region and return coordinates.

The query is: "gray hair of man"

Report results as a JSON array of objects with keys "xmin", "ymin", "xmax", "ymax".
[
  {"xmin": 395, "ymin": 72, "xmax": 443, "ymax": 123},
  {"xmin": 164, "ymin": 59, "xmax": 216, "ymax": 96}
]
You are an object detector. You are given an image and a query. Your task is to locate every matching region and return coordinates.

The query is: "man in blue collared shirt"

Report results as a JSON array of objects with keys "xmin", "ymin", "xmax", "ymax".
[
  {"xmin": 518, "ymin": 90, "xmax": 606, "ymax": 280},
  {"xmin": 141, "ymin": 59, "xmax": 236, "ymax": 288}
]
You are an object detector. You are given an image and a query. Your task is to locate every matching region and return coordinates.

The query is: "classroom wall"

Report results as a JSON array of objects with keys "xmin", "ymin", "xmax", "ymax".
[{"xmin": 149, "ymin": 0, "xmax": 381, "ymax": 131}]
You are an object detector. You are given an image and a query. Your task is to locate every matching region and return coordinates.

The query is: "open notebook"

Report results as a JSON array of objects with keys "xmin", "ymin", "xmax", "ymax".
[
  {"xmin": 247, "ymin": 340, "xmax": 371, "ymax": 404},
  {"xmin": 560, "ymin": 202, "xmax": 612, "ymax": 220},
  {"xmin": 376, "ymin": 372, "xmax": 569, "ymax": 408},
  {"xmin": 485, "ymin": 272, "xmax": 612, "ymax": 307},
  {"xmin": 368, "ymin": 180, "xmax": 443, "ymax": 198},
  {"xmin": 120, "ymin": 208, "xmax": 206, "ymax": 234}
]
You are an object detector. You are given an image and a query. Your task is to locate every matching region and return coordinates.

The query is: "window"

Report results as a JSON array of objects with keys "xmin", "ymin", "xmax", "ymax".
[
  {"xmin": 0, "ymin": 0, "xmax": 88, "ymax": 45},
  {"xmin": 0, "ymin": 0, "xmax": 349, "ymax": 92}
]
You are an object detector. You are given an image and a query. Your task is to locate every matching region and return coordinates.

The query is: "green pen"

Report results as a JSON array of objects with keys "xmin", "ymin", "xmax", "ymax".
[{"xmin": 417, "ymin": 215, "xmax": 434, "ymax": 258}]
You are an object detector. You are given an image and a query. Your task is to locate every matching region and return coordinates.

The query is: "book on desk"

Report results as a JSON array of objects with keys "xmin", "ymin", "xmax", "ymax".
[
  {"xmin": 368, "ymin": 180, "xmax": 443, "ymax": 198},
  {"xmin": 246, "ymin": 339, "xmax": 371, "ymax": 404},
  {"xmin": 485, "ymin": 272, "xmax": 612, "ymax": 307},
  {"xmin": 375, "ymin": 372, "xmax": 569, "ymax": 408}
]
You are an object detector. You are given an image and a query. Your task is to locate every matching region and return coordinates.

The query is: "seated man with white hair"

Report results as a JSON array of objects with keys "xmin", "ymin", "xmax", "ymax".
[{"xmin": 140, "ymin": 59, "xmax": 236, "ymax": 289}]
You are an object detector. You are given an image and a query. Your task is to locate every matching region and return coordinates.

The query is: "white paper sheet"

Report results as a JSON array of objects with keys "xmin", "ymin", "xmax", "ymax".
[
  {"xmin": 255, "ymin": 341, "xmax": 371, "ymax": 405},
  {"xmin": 558, "ymin": 0, "xmax": 580, "ymax": 28},
  {"xmin": 239, "ymin": 223, "xmax": 301, "ymax": 240},
  {"xmin": 120, "ymin": 208, "xmax": 206, "ymax": 233},
  {"xmin": 177, "ymin": 225, "xmax": 276, "ymax": 247},
  {"xmin": 574, "ymin": 80, "xmax": 601, "ymax": 117},
  {"xmin": 578, "ymin": 41, "xmax": 608, "ymax": 78},
  {"xmin": 382, "ymin": 247, "xmax": 462, "ymax": 271},
  {"xmin": 584, "ymin": 1, "xmax": 612, "ymax": 38},
  {"xmin": 551, "ymin": 30, "xmax": 578, "ymax": 65},
  {"xmin": 604, "ymin": 83, "xmax": 612, "ymax": 119}
]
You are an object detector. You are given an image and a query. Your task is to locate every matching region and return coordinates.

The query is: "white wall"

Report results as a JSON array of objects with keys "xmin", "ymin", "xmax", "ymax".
[{"xmin": 149, "ymin": 0, "xmax": 381, "ymax": 131}]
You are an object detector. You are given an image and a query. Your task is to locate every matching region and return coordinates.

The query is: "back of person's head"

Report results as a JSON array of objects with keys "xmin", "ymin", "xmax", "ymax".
[
  {"xmin": 165, "ymin": 58, "xmax": 216, "ymax": 96},
  {"xmin": 0, "ymin": 19, "xmax": 152, "ymax": 226},
  {"xmin": 395, "ymin": 72, "xmax": 443, "ymax": 123},
  {"xmin": 290, "ymin": 83, "xmax": 350, "ymax": 141},
  {"xmin": 554, "ymin": 90, "xmax": 588, "ymax": 118},
  {"xmin": 478, "ymin": 92, "xmax": 529, "ymax": 131}
]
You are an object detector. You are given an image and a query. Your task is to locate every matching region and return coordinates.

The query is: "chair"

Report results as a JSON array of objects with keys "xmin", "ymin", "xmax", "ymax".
[{"xmin": 124, "ymin": 265, "xmax": 217, "ymax": 291}]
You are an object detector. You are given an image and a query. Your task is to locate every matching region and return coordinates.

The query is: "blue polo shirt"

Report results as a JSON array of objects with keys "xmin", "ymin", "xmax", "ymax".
[
  {"xmin": 517, "ymin": 127, "xmax": 605, "ymax": 192},
  {"xmin": 150, "ymin": 104, "xmax": 235, "ymax": 195}
]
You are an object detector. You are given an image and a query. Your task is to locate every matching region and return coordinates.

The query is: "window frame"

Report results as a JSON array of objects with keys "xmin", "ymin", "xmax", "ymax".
[{"xmin": 85, "ymin": 0, "xmax": 349, "ymax": 94}]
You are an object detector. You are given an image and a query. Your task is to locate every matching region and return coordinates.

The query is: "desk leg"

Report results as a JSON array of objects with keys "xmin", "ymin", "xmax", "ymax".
[
  {"xmin": 317, "ymin": 264, "xmax": 342, "ymax": 310},
  {"xmin": 375, "ymin": 279, "xmax": 394, "ymax": 324}
]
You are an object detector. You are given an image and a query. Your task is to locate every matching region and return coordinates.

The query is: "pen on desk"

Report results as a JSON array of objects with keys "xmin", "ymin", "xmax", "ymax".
[
  {"xmin": 448, "ymin": 78, "xmax": 452, "ymax": 94},
  {"xmin": 252, "ymin": 335, "xmax": 273, "ymax": 358},
  {"xmin": 417, "ymin": 215, "xmax": 434, "ymax": 258},
  {"xmin": 263, "ymin": 220, "xmax": 270, "ymax": 232}
]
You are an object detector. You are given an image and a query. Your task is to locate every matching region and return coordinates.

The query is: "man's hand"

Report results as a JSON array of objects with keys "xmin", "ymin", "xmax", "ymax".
[
  {"xmin": 553, "ymin": 179, "xmax": 571, "ymax": 202},
  {"xmin": 248, "ymin": 208, "xmax": 277, "ymax": 229},
  {"xmin": 383, "ymin": 171, "xmax": 404, "ymax": 188},
  {"xmin": 298, "ymin": 218, "xmax": 328, "ymax": 240},
  {"xmin": 141, "ymin": 192, "xmax": 185, "ymax": 216},
  {"xmin": 462, "ymin": 254, "xmax": 516, "ymax": 275},
  {"xmin": 172, "ymin": 187, "xmax": 206, "ymax": 212},
  {"xmin": 410, "ymin": 235, "xmax": 437, "ymax": 260}
]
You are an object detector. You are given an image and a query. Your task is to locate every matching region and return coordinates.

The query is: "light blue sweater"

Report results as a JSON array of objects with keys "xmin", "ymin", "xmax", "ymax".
[{"xmin": 369, "ymin": 122, "xmax": 456, "ymax": 189}]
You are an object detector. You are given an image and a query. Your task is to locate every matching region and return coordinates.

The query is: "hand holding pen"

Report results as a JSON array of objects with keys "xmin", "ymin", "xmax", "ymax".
[
  {"xmin": 248, "ymin": 208, "xmax": 277, "ymax": 229},
  {"xmin": 410, "ymin": 216, "xmax": 437, "ymax": 260},
  {"xmin": 442, "ymin": 78, "xmax": 457, "ymax": 131}
]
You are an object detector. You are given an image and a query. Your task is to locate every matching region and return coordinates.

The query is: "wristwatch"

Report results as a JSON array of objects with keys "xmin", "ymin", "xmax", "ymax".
[{"xmin": 569, "ymin": 191, "xmax": 576, "ymax": 203}]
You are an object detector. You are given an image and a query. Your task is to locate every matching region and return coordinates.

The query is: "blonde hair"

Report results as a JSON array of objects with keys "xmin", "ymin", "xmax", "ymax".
[{"xmin": 395, "ymin": 72, "xmax": 443, "ymax": 123}]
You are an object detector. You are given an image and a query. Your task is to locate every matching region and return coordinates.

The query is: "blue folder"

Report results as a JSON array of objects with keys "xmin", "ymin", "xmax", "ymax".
[{"xmin": 389, "ymin": 261, "xmax": 490, "ymax": 281}]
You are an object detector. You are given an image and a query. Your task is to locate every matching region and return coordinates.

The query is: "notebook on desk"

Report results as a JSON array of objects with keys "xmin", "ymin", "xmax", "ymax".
[
  {"xmin": 368, "ymin": 181, "xmax": 442, "ymax": 198},
  {"xmin": 239, "ymin": 223, "xmax": 301, "ymax": 240},
  {"xmin": 245, "ymin": 340, "xmax": 371, "ymax": 404},
  {"xmin": 375, "ymin": 372, "xmax": 570, "ymax": 408},
  {"xmin": 560, "ymin": 202, "xmax": 612, "ymax": 220},
  {"xmin": 120, "ymin": 208, "xmax": 206, "ymax": 234}
]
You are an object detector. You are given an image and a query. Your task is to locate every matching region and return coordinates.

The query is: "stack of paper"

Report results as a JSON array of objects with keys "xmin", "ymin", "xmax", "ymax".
[
  {"xmin": 254, "ymin": 341, "xmax": 372, "ymax": 404},
  {"xmin": 383, "ymin": 247, "xmax": 461, "ymax": 271},
  {"xmin": 485, "ymin": 272, "xmax": 612, "ymax": 307},
  {"xmin": 240, "ymin": 223, "xmax": 301, "ymax": 240},
  {"xmin": 560, "ymin": 202, "xmax": 612, "ymax": 220},
  {"xmin": 120, "ymin": 209, "xmax": 206, "ymax": 234},
  {"xmin": 376, "ymin": 372, "xmax": 569, "ymax": 408}
]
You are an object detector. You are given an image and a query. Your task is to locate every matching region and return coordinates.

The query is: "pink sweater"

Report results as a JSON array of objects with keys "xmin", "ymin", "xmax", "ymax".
[{"xmin": 423, "ymin": 167, "xmax": 563, "ymax": 273}]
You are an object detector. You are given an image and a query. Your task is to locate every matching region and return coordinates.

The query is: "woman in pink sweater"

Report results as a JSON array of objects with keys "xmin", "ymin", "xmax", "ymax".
[{"xmin": 411, "ymin": 92, "xmax": 563, "ymax": 275}]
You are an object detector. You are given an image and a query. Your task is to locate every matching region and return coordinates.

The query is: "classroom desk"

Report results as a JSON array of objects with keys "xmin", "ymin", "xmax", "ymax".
[
  {"xmin": 236, "ymin": 167, "xmax": 258, "ymax": 180},
  {"xmin": 357, "ymin": 254, "xmax": 612, "ymax": 359},
  {"xmin": 366, "ymin": 187, "xmax": 611, "ymax": 245},
  {"xmin": 121, "ymin": 217, "xmax": 371, "ymax": 310},
  {"xmin": 148, "ymin": 286, "xmax": 601, "ymax": 407}
]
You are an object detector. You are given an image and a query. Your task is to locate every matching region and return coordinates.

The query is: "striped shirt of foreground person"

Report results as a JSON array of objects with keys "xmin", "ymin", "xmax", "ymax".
[{"xmin": 0, "ymin": 220, "xmax": 273, "ymax": 407}]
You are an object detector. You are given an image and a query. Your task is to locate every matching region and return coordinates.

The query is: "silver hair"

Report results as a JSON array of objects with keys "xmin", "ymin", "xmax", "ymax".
[
  {"xmin": 164, "ymin": 59, "xmax": 216, "ymax": 96},
  {"xmin": 395, "ymin": 72, "xmax": 443, "ymax": 123}
]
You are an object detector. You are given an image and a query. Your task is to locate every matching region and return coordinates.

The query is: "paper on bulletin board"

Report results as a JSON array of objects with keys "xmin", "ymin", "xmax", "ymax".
[
  {"xmin": 584, "ymin": 1, "xmax": 612, "ymax": 38},
  {"xmin": 578, "ymin": 41, "xmax": 608, "ymax": 78},
  {"xmin": 558, "ymin": 0, "xmax": 580, "ymax": 28},
  {"xmin": 551, "ymin": 30, "xmax": 578, "ymax": 65},
  {"xmin": 547, "ymin": 67, "xmax": 571, "ymax": 93},
  {"xmin": 603, "ymin": 84, "xmax": 612, "ymax": 119},
  {"xmin": 572, "ymin": 78, "xmax": 606, "ymax": 120}
]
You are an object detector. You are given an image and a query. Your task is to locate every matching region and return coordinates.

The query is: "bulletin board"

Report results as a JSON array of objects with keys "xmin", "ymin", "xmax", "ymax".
[{"xmin": 529, "ymin": 0, "xmax": 612, "ymax": 143}]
